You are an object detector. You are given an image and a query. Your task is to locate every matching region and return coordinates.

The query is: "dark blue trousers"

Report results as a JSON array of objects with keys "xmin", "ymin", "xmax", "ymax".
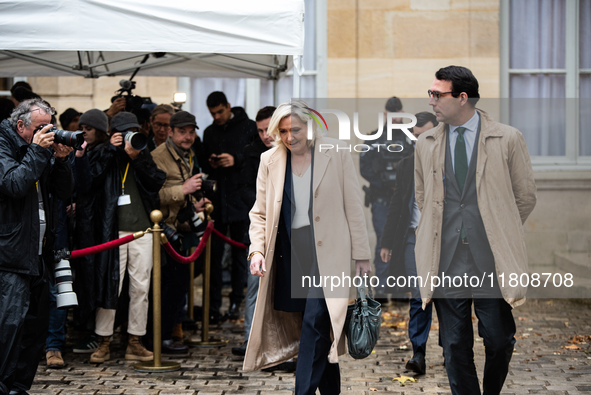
[
  {"xmin": 210, "ymin": 220, "xmax": 248, "ymax": 315},
  {"xmin": 404, "ymin": 233, "xmax": 432, "ymax": 354},
  {"xmin": 295, "ymin": 297, "xmax": 340, "ymax": 395}
]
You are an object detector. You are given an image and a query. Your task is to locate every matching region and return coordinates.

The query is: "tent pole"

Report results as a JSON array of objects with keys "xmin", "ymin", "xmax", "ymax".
[{"xmin": 292, "ymin": 55, "xmax": 302, "ymax": 99}]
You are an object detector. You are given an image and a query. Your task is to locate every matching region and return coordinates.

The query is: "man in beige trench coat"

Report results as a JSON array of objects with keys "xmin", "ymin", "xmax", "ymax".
[{"xmin": 415, "ymin": 65, "xmax": 536, "ymax": 395}]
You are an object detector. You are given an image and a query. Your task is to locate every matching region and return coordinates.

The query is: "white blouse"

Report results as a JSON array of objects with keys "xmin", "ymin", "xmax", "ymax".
[{"xmin": 291, "ymin": 165, "xmax": 311, "ymax": 229}]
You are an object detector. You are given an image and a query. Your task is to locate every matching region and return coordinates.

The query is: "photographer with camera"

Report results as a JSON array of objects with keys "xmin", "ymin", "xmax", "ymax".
[
  {"xmin": 87, "ymin": 111, "xmax": 165, "ymax": 364},
  {"xmin": 68, "ymin": 109, "xmax": 110, "ymax": 356},
  {"xmin": 0, "ymin": 98, "xmax": 73, "ymax": 395},
  {"xmin": 360, "ymin": 97, "xmax": 414, "ymax": 303},
  {"xmin": 152, "ymin": 110, "xmax": 210, "ymax": 354}
]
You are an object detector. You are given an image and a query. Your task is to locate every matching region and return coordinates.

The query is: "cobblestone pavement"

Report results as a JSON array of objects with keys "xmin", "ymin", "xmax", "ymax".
[{"xmin": 30, "ymin": 298, "xmax": 591, "ymax": 394}]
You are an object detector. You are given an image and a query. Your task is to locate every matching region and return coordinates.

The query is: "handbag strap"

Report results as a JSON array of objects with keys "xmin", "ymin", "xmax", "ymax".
[{"xmin": 356, "ymin": 286, "xmax": 374, "ymax": 302}]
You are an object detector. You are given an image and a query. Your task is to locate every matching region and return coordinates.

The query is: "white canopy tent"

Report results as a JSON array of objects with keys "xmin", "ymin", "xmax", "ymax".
[{"xmin": 0, "ymin": 0, "xmax": 305, "ymax": 91}]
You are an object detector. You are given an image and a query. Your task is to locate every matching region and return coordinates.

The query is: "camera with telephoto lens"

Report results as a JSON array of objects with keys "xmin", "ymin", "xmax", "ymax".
[
  {"xmin": 176, "ymin": 200, "xmax": 207, "ymax": 236},
  {"xmin": 54, "ymin": 249, "xmax": 78, "ymax": 309},
  {"xmin": 35, "ymin": 124, "xmax": 85, "ymax": 150},
  {"xmin": 120, "ymin": 130, "xmax": 148, "ymax": 151}
]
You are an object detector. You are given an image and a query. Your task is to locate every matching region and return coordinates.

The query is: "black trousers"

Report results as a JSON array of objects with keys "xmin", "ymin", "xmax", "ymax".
[
  {"xmin": 434, "ymin": 244, "xmax": 515, "ymax": 395},
  {"xmin": 146, "ymin": 248, "xmax": 190, "ymax": 343},
  {"xmin": 295, "ymin": 297, "xmax": 340, "ymax": 395},
  {"xmin": 0, "ymin": 268, "xmax": 49, "ymax": 395},
  {"xmin": 210, "ymin": 220, "xmax": 248, "ymax": 315}
]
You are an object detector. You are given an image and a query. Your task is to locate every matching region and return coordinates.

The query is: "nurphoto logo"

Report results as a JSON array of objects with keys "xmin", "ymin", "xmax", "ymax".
[{"xmin": 305, "ymin": 108, "xmax": 418, "ymax": 153}]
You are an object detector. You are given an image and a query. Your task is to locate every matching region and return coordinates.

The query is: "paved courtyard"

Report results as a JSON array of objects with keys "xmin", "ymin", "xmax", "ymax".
[{"xmin": 30, "ymin": 298, "xmax": 591, "ymax": 394}]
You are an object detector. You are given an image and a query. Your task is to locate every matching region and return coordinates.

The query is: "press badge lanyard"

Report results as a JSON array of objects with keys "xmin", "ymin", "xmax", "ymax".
[{"xmin": 118, "ymin": 162, "xmax": 131, "ymax": 206}]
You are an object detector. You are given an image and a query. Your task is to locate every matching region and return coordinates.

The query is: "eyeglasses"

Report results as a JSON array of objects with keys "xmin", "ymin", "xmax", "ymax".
[
  {"xmin": 153, "ymin": 122, "xmax": 170, "ymax": 130},
  {"xmin": 30, "ymin": 106, "xmax": 56, "ymax": 116},
  {"xmin": 427, "ymin": 90, "xmax": 454, "ymax": 101}
]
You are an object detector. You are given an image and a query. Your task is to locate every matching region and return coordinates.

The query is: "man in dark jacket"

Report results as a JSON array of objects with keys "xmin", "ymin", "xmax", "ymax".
[
  {"xmin": 232, "ymin": 105, "xmax": 275, "ymax": 356},
  {"xmin": 87, "ymin": 112, "xmax": 166, "ymax": 364},
  {"xmin": 360, "ymin": 97, "xmax": 414, "ymax": 302},
  {"xmin": 201, "ymin": 91, "xmax": 257, "ymax": 322},
  {"xmin": 0, "ymin": 98, "xmax": 74, "ymax": 395},
  {"xmin": 380, "ymin": 112, "xmax": 438, "ymax": 375}
]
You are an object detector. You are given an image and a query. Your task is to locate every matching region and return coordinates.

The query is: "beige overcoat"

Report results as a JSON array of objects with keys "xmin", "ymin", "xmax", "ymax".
[
  {"xmin": 243, "ymin": 137, "xmax": 371, "ymax": 371},
  {"xmin": 414, "ymin": 109, "xmax": 537, "ymax": 308}
]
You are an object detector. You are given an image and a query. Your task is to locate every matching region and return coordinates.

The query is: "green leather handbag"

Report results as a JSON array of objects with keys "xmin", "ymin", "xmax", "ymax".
[{"xmin": 345, "ymin": 286, "xmax": 382, "ymax": 359}]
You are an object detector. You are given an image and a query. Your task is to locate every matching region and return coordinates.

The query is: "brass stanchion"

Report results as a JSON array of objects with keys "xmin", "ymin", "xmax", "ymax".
[
  {"xmin": 190, "ymin": 204, "xmax": 225, "ymax": 347},
  {"xmin": 135, "ymin": 210, "xmax": 181, "ymax": 372}
]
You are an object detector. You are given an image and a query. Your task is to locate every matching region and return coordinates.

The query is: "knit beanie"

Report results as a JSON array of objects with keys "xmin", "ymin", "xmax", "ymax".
[
  {"xmin": 111, "ymin": 111, "xmax": 140, "ymax": 132},
  {"xmin": 79, "ymin": 109, "xmax": 109, "ymax": 135}
]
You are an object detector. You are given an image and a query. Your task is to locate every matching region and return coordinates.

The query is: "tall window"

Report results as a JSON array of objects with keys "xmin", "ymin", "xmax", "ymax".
[{"xmin": 502, "ymin": 0, "xmax": 590, "ymax": 165}]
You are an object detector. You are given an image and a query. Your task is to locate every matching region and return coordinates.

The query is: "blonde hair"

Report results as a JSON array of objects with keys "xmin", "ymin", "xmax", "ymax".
[{"xmin": 267, "ymin": 99, "xmax": 322, "ymax": 148}]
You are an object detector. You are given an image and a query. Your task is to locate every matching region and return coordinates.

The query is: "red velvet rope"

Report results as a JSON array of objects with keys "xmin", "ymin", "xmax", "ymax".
[
  {"xmin": 162, "ymin": 221, "xmax": 214, "ymax": 264},
  {"xmin": 212, "ymin": 228, "xmax": 247, "ymax": 249},
  {"xmin": 70, "ymin": 233, "xmax": 137, "ymax": 259}
]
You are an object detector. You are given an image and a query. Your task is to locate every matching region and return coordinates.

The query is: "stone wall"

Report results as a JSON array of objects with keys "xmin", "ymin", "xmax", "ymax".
[{"xmin": 327, "ymin": 0, "xmax": 500, "ymax": 98}]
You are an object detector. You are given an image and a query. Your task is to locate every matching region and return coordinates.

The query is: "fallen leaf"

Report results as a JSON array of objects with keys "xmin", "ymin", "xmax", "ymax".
[
  {"xmin": 393, "ymin": 376, "xmax": 417, "ymax": 385},
  {"xmin": 369, "ymin": 388, "xmax": 378, "ymax": 391},
  {"xmin": 564, "ymin": 344, "xmax": 581, "ymax": 350},
  {"xmin": 518, "ymin": 316, "xmax": 527, "ymax": 321}
]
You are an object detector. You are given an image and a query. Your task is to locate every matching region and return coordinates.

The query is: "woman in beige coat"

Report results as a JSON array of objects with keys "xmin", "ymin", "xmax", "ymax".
[{"xmin": 245, "ymin": 100, "xmax": 371, "ymax": 394}]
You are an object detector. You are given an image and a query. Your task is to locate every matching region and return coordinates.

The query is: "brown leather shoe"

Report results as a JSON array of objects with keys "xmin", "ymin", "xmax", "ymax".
[
  {"xmin": 90, "ymin": 336, "xmax": 111, "ymax": 363},
  {"xmin": 46, "ymin": 350, "xmax": 65, "ymax": 369},
  {"xmin": 125, "ymin": 335, "xmax": 153, "ymax": 361}
]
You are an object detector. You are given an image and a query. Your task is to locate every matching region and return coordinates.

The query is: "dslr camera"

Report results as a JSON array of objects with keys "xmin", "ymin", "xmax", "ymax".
[
  {"xmin": 176, "ymin": 201, "xmax": 208, "ymax": 236},
  {"xmin": 111, "ymin": 79, "xmax": 152, "ymax": 113},
  {"xmin": 175, "ymin": 176, "xmax": 214, "ymax": 235},
  {"xmin": 193, "ymin": 179, "xmax": 216, "ymax": 200},
  {"xmin": 35, "ymin": 124, "xmax": 85, "ymax": 150}
]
